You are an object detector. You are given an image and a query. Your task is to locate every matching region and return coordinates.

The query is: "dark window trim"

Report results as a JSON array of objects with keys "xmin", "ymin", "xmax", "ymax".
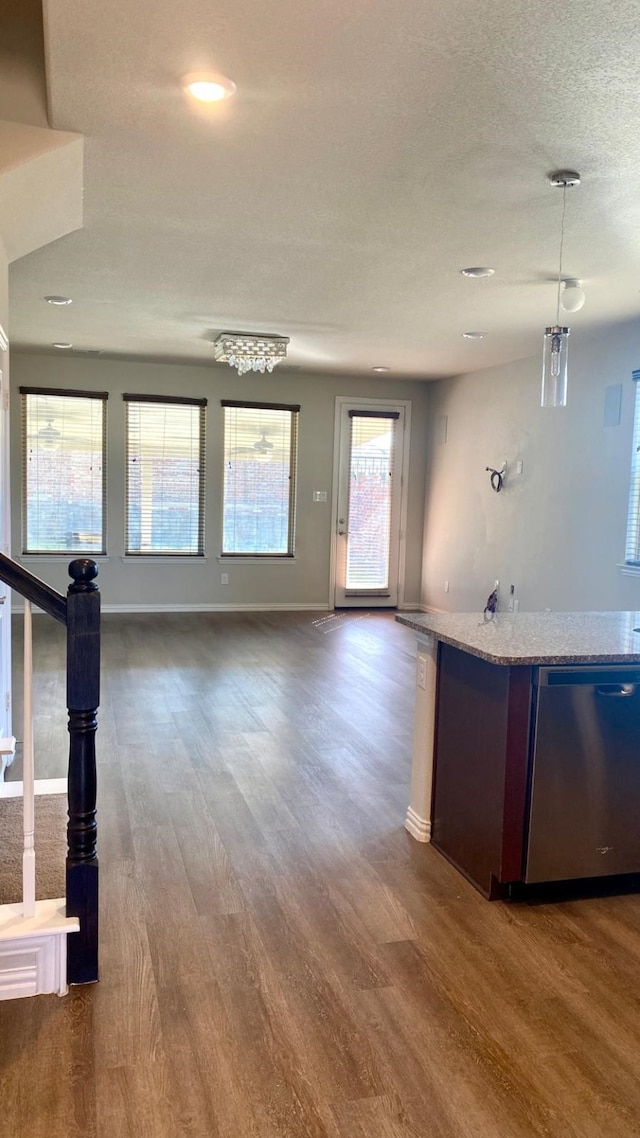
[
  {"xmin": 19, "ymin": 386, "xmax": 108, "ymax": 400},
  {"xmin": 221, "ymin": 399, "xmax": 300, "ymax": 412},
  {"xmin": 123, "ymin": 393, "xmax": 207, "ymax": 407},
  {"xmin": 348, "ymin": 410, "xmax": 400, "ymax": 419}
]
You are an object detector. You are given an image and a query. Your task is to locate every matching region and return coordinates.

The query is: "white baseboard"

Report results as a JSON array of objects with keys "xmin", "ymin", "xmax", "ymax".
[
  {"xmin": 100, "ymin": 602, "xmax": 331, "ymax": 614},
  {"xmin": 397, "ymin": 601, "xmax": 423, "ymax": 611},
  {"xmin": 405, "ymin": 806, "xmax": 431, "ymax": 843},
  {"xmin": 13, "ymin": 601, "xmax": 331, "ymax": 615},
  {"xmin": 0, "ymin": 899, "xmax": 79, "ymax": 1000}
]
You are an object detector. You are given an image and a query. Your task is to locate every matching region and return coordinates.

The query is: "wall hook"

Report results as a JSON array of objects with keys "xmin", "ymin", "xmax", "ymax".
[{"xmin": 486, "ymin": 463, "xmax": 506, "ymax": 492}]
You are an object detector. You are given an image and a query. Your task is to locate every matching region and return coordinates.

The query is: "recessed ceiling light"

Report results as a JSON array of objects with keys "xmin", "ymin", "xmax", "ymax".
[
  {"xmin": 45, "ymin": 295, "xmax": 73, "ymax": 305},
  {"xmin": 372, "ymin": 366, "xmax": 390, "ymax": 372},
  {"xmin": 182, "ymin": 72, "xmax": 236, "ymax": 103},
  {"xmin": 463, "ymin": 332, "xmax": 486, "ymax": 339},
  {"xmin": 460, "ymin": 267, "xmax": 495, "ymax": 278},
  {"xmin": 52, "ymin": 342, "xmax": 73, "ymax": 349}
]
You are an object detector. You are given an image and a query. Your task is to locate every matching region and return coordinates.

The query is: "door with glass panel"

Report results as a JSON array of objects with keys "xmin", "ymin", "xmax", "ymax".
[
  {"xmin": 0, "ymin": 329, "xmax": 10, "ymax": 740},
  {"xmin": 333, "ymin": 401, "xmax": 407, "ymax": 608}
]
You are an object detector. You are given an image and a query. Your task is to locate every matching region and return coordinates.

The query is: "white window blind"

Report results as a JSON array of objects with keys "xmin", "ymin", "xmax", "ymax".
[
  {"xmin": 625, "ymin": 370, "xmax": 640, "ymax": 564},
  {"xmin": 20, "ymin": 387, "xmax": 107, "ymax": 555},
  {"xmin": 222, "ymin": 400, "xmax": 299, "ymax": 556},
  {"xmin": 346, "ymin": 411, "xmax": 398, "ymax": 591},
  {"xmin": 124, "ymin": 394, "xmax": 206, "ymax": 556}
]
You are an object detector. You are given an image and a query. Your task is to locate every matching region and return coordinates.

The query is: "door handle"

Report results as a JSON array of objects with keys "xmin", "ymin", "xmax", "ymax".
[{"xmin": 338, "ymin": 530, "xmax": 346, "ymax": 536}]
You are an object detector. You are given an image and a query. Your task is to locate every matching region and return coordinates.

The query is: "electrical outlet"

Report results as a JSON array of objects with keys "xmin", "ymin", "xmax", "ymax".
[
  {"xmin": 513, "ymin": 599, "xmax": 520, "ymax": 612},
  {"xmin": 516, "ymin": 460, "xmax": 523, "ymax": 475},
  {"xmin": 494, "ymin": 579, "xmax": 500, "ymax": 590},
  {"xmin": 417, "ymin": 655, "xmax": 427, "ymax": 690},
  {"xmin": 221, "ymin": 573, "xmax": 229, "ymax": 584},
  {"xmin": 444, "ymin": 579, "xmax": 449, "ymax": 592}
]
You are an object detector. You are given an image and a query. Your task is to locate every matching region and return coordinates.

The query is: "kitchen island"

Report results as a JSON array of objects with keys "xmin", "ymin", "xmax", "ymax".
[{"xmin": 396, "ymin": 610, "xmax": 640, "ymax": 897}]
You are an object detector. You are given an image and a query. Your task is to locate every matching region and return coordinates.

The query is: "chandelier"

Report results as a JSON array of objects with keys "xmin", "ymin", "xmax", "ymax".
[{"xmin": 214, "ymin": 332, "xmax": 289, "ymax": 376}]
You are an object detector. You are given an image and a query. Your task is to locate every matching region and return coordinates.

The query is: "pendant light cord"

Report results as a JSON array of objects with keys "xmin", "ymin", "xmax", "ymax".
[{"xmin": 555, "ymin": 182, "xmax": 568, "ymax": 324}]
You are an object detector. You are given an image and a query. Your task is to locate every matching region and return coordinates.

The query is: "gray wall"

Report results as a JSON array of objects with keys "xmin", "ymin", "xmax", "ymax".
[
  {"xmin": 10, "ymin": 352, "xmax": 430, "ymax": 610},
  {"xmin": 422, "ymin": 318, "xmax": 640, "ymax": 613}
]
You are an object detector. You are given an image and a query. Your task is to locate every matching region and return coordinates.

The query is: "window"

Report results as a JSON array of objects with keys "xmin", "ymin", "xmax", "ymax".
[
  {"xmin": 124, "ymin": 394, "xmax": 206, "ymax": 555},
  {"xmin": 346, "ymin": 411, "xmax": 399, "ymax": 591},
  {"xmin": 20, "ymin": 387, "xmax": 107, "ymax": 555},
  {"xmin": 626, "ymin": 370, "xmax": 640, "ymax": 565},
  {"xmin": 222, "ymin": 400, "xmax": 299, "ymax": 556}
]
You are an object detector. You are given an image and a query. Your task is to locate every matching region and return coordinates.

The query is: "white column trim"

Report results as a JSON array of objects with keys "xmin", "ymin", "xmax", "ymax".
[{"xmin": 405, "ymin": 632, "xmax": 438, "ymax": 843}]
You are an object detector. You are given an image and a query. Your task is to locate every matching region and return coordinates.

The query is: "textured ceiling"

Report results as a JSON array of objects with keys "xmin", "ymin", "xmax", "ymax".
[{"xmin": 7, "ymin": 0, "xmax": 640, "ymax": 378}]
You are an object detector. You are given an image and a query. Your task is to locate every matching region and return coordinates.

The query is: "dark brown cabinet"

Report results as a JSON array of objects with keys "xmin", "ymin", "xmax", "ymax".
[{"xmin": 431, "ymin": 642, "xmax": 533, "ymax": 897}]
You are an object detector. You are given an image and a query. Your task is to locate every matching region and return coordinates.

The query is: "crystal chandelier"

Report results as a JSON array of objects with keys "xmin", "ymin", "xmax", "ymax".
[
  {"xmin": 214, "ymin": 332, "xmax": 289, "ymax": 376},
  {"xmin": 541, "ymin": 170, "xmax": 581, "ymax": 408}
]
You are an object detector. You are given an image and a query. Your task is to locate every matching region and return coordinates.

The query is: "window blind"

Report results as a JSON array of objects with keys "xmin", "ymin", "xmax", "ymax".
[
  {"xmin": 346, "ymin": 412, "xmax": 397, "ymax": 592},
  {"xmin": 221, "ymin": 401, "xmax": 299, "ymax": 556},
  {"xmin": 124, "ymin": 394, "xmax": 206, "ymax": 555},
  {"xmin": 20, "ymin": 387, "xmax": 108, "ymax": 555},
  {"xmin": 625, "ymin": 370, "xmax": 640, "ymax": 564}
]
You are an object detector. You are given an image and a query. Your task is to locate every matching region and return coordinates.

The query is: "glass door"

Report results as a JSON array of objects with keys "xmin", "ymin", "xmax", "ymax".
[
  {"xmin": 334, "ymin": 401, "xmax": 406, "ymax": 608},
  {"xmin": 0, "ymin": 327, "xmax": 12, "ymax": 742}
]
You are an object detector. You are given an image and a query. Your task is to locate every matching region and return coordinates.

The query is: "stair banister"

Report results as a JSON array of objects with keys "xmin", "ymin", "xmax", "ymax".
[
  {"xmin": 0, "ymin": 552, "xmax": 100, "ymax": 987},
  {"xmin": 22, "ymin": 599, "xmax": 35, "ymax": 919},
  {"xmin": 65, "ymin": 559, "xmax": 100, "ymax": 984}
]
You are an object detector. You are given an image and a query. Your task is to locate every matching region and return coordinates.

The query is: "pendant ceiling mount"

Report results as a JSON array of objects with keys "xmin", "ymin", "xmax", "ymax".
[{"xmin": 548, "ymin": 170, "xmax": 581, "ymax": 188}]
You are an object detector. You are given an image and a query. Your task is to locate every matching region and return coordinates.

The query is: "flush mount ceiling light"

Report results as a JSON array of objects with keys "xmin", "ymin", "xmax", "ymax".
[
  {"xmin": 182, "ymin": 72, "xmax": 236, "ymax": 102},
  {"xmin": 541, "ymin": 170, "xmax": 581, "ymax": 408},
  {"xmin": 372, "ymin": 366, "xmax": 390, "ymax": 372},
  {"xmin": 214, "ymin": 332, "xmax": 290, "ymax": 375},
  {"xmin": 463, "ymin": 331, "xmax": 486, "ymax": 340},
  {"xmin": 52, "ymin": 342, "xmax": 73, "ymax": 349},
  {"xmin": 460, "ymin": 267, "xmax": 495, "ymax": 278},
  {"xmin": 45, "ymin": 295, "xmax": 72, "ymax": 305},
  {"xmin": 560, "ymin": 278, "xmax": 586, "ymax": 313}
]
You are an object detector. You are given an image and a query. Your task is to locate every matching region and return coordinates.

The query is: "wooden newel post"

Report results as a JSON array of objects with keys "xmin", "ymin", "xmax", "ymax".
[{"xmin": 65, "ymin": 558, "xmax": 100, "ymax": 985}]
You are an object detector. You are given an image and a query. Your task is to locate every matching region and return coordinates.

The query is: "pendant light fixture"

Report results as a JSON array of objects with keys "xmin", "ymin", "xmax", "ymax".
[{"xmin": 541, "ymin": 170, "xmax": 581, "ymax": 408}]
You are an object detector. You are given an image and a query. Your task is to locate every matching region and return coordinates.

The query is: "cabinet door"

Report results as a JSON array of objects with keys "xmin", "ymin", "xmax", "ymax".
[{"xmin": 432, "ymin": 644, "xmax": 531, "ymax": 896}]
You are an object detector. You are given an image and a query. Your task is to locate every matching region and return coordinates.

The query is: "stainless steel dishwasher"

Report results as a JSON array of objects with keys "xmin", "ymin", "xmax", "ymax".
[{"xmin": 525, "ymin": 664, "xmax": 640, "ymax": 883}]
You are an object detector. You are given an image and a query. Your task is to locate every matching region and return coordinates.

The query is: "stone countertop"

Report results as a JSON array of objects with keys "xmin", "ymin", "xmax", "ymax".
[{"xmin": 395, "ymin": 611, "xmax": 640, "ymax": 665}]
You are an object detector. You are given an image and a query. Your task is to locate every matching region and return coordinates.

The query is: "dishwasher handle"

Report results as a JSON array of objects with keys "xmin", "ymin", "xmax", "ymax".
[
  {"xmin": 596, "ymin": 683, "xmax": 637, "ymax": 697},
  {"xmin": 535, "ymin": 665, "xmax": 640, "ymax": 687}
]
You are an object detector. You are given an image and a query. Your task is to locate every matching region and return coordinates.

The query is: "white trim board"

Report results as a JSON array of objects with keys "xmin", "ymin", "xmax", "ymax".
[{"xmin": 0, "ymin": 778, "xmax": 67, "ymax": 799}]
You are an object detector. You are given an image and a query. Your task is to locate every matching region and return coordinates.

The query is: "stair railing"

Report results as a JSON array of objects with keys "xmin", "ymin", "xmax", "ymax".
[
  {"xmin": 0, "ymin": 553, "xmax": 100, "ymax": 985},
  {"xmin": 22, "ymin": 599, "xmax": 35, "ymax": 919}
]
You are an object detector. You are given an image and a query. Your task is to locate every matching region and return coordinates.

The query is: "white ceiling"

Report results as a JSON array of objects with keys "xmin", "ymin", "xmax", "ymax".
[{"xmin": 7, "ymin": 0, "xmax": 640, "ymax": 378}]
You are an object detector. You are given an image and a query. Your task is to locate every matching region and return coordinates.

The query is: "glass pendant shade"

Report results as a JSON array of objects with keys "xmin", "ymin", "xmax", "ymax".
[{"xmin": 541, "ymin": 325, "xmax": 569, "ymax": 407}]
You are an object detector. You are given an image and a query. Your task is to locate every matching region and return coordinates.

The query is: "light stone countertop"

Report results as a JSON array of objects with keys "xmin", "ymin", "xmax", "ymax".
[{"xmin": 395, "ymin": 611, "xmax": 640, "ymax": 666}]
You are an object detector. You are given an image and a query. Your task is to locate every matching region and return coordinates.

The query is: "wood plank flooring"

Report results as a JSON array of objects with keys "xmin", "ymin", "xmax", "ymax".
[{"xmin": 3, "ymin": 610, "xmax": 640, "ymax": 1136}]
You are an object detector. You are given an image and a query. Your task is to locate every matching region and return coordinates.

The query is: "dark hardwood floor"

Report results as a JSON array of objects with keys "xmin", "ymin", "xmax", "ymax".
[{"xmin": 3, "ymin": 610, "xmax": 640, "ymax": 1136}]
